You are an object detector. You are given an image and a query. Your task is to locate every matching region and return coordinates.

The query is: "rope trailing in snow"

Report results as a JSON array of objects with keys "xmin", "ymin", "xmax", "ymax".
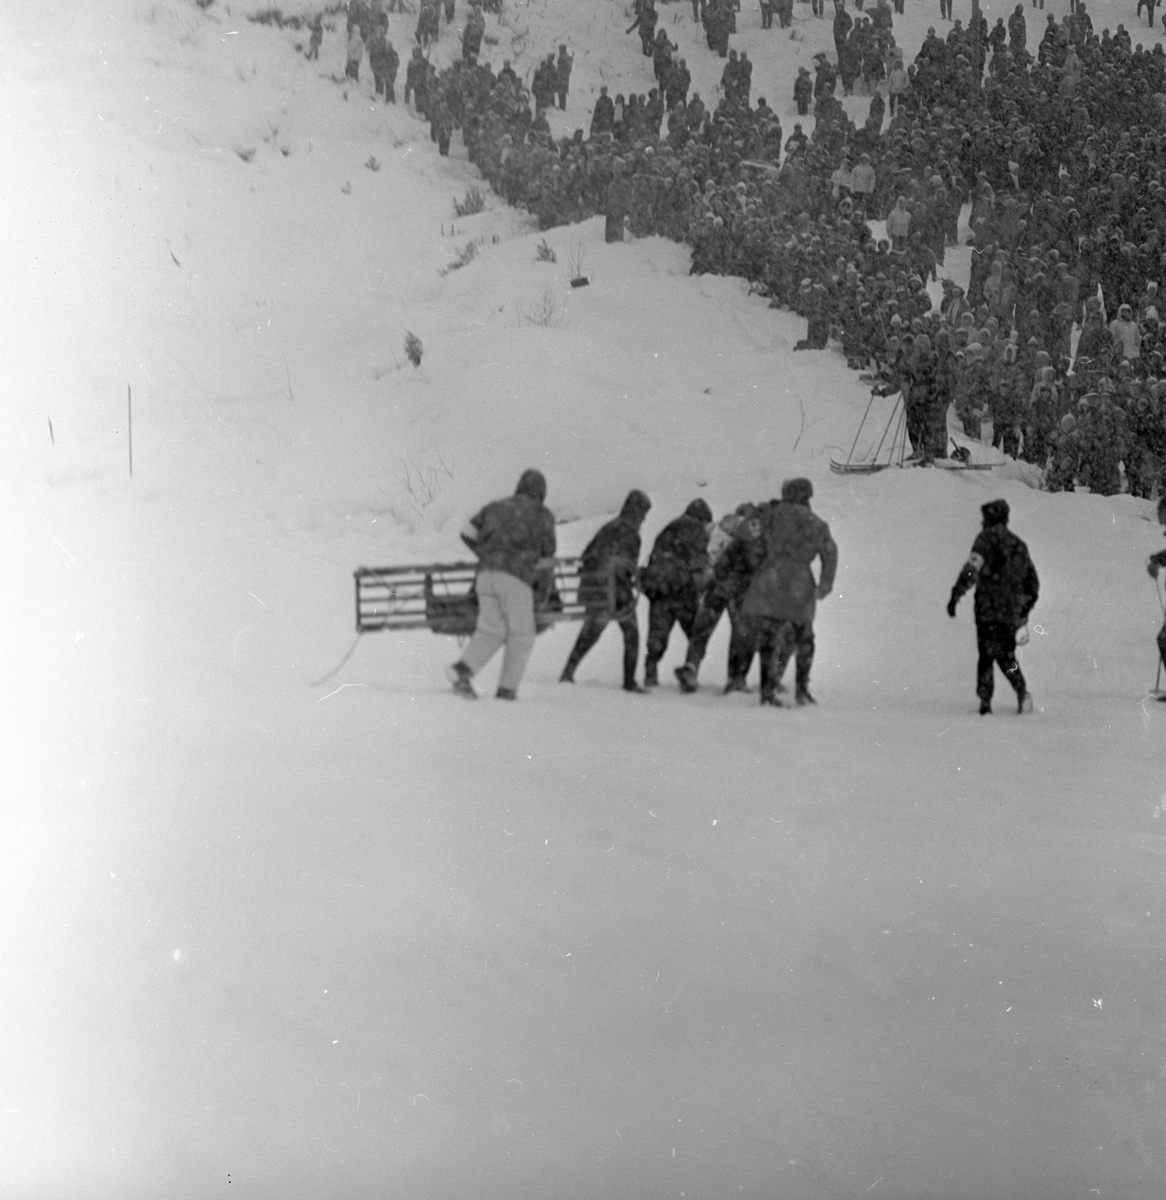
[{"xmin": 310, "ymin": 633, "xmax": 363, "ymax": 688}]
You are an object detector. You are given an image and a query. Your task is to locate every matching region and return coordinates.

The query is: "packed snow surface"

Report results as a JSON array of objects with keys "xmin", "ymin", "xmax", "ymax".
[{"xmin": 4, "ymin": 0, "xmax": 1166, "ymax": 1197}]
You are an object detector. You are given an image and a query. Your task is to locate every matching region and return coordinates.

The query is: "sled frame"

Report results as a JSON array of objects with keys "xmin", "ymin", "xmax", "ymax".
[{"xmin": 354, "ymin": 557, "xmax": 634, "ymax": 635}]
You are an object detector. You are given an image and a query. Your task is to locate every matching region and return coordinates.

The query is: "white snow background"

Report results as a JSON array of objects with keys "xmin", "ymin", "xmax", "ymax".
[{"xmin": 4, "ymin": 0, "xmax": 1166, "ymax": 1196}]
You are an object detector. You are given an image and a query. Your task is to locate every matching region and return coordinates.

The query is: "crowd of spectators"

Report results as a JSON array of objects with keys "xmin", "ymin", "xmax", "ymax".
[{"xmin": 341, "ymin": 0, "xmax": 1166, "ymax": 496}]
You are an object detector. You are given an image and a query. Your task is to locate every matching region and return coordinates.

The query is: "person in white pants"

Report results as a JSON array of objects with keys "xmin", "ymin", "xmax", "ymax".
[{"xmin": 446, "ymin": 469, "xmax": 557, "ymax": 700}]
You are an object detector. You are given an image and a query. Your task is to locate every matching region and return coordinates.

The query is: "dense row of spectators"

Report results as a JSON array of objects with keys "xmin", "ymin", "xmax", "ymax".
[{"xmin": 367, "ymin": 0, "xmax": 1166, "ymax": 496}]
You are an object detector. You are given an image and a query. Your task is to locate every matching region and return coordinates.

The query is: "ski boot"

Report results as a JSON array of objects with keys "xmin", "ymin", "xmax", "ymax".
[
  {"xmin": 644, "ymin": 665, "xmax": 659, "ymax": 688},
  {"xmin": 1017, "ymin": 692, "xmax": 1033, "ymax": 714},
  {"xmin": 795, "ymin": 688, "xmax": 816, "ymax": 706},
  {"xmin": 675, "ymin": 664, "xmax": 698, "ymax": 693},
  {"xmin": 759, "ymin": 691, "xmax": 784, "ymax": 707},
  {"xmin": 623, "ymin": 680, "xmax": 649, "ymax": 694},
  {"xmin": 496, "ymin": 687, "xmax": 517, "ymax": 701},
  {"xmin": 446, "ymin": 661, "xmax": 477, "ymax": 699},
  {"xmin": 979, "ymin": 698, "xmax": 992, "ymax": 715},
  {"xmin": 723, "ymin": 676, "xmax": 753, "ymax": 694}
]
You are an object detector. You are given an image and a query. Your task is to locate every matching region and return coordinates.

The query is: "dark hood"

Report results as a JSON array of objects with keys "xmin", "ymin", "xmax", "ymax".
[
  {"xmin": 981, "ymin": 498, "xmax": 1010, "ymax": 526},
  {"xmin": 515, "ymin": 468, "xmax": 547, "ymax": 503},
  {"xmin": 620, "ymin": 489, "xmax": 652, "ymax": 523}
]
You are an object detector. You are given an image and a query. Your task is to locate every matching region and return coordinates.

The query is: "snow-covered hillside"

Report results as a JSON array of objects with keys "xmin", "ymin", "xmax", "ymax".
[{"xmin": 5, "ymin": 1, "xmax": 1166, "ymax": 1197}]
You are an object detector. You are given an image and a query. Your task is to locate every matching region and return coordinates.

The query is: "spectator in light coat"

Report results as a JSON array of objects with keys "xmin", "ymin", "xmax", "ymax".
[
  {"xmin": 346, "ymin": 21, "xmax": 365, "ymax": 80},
  {"xmin": 886, "ymin": 195, "xmax": 912, "ymax": 248},
  {"xmin": 1110, "ymin": 303, "xmax": 1141, "ymax": 360}
]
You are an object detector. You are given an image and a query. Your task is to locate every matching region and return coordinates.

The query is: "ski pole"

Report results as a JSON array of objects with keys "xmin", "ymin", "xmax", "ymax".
[{"xmin": 844, "ymin": 388, "xmax": 879, "ymax": 469}]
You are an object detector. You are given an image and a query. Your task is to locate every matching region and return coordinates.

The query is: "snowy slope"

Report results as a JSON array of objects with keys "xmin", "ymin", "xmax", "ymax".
[{"xmin": 5, "ymin": 1, "xmax": 1166, "ymax": 1198}]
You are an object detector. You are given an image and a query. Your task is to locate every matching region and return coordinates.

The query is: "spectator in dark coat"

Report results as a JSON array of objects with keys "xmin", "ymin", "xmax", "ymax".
[
  {"xmin": 555, "ymin": 44, "xmax": 573, "ymax": 109},
  {"xmin": 447, "ymin": 469, "xmax": 556, "ymax": 700},
  {"xmin": 641, "ymin": 499, "xmax": 714, "ymax": 686},
  {"xmin": 404, "ymin": 46, "xmax": 427, "ymax": 108},
  {"xmin": 590, "ymin": 86, "xmax": 615, "ymax": 135},
  {"xmin": 740, "ymin": 478, "xmax": 838, "ymax": 706},
  {"xmin": 947, "ymin": 498, "xmax": 1039, "ymax": 714},
  {"xmin": 462, "ymin": 2, "xmax": 484, "ymax": 60},
  {"xmin": 560, "ymin": 490, "xmax": 652, "ymax": 691},
  {"xmin": 605, "ymin": 159, "xmax": 633, "ymax": 242}
]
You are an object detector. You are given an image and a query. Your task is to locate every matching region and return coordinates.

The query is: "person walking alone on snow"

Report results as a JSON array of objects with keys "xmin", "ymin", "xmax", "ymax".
[{"xmin": 947, "ymin": 499, "xmax": 1039, "ymax": 714}]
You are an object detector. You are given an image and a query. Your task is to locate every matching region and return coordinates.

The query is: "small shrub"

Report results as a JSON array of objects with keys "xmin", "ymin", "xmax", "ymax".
[
  {"xmin": 404, "ymin": 332, "xmax": 423, "ymax": 368},
  {"xmin": 518, "ymin": 284, "xmax": 566, "ymax": 328},
  {"xmin": 453, "ymin": 186, "xmax": 486, "ymax": 217},
  {"xmin": 234, "ymin": 145, "xmax": 256, "ymax": 162},
  {"xmin": 393, "ymin": 451, "xmax": 454, "ymax": 517},
  {"xmin": 566, "ymin": 236, "xmax": 587, "ymax": 283},
  {"xmin": 365, "ymin": 155, "xmax": 381, "ymax": 172},
  {"xmin": 249, "ymin": 8, "xmax": 304, "ymax": 28},
  {"xmin": 439, "ymin": 239, "xmax": 481, "ymax": 275},
  {"xmin": 534, "ymin": 238, "xmax": 557, "ymax": 263}
]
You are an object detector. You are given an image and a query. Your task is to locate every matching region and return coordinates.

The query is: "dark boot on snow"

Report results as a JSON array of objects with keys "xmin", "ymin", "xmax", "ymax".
[{"xmin": 675, "ymin": 664, "xmax": 698, "ymax": 693}]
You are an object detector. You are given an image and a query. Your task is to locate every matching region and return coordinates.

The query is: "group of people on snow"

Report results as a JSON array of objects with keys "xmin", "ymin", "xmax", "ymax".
[
  {"xmin": 448, "ymin": 473, "xmax": 838, "ymax": 707},
  {"xmin": 445, "ymin": 474, "xmax": 1060, "ymax": 716}
]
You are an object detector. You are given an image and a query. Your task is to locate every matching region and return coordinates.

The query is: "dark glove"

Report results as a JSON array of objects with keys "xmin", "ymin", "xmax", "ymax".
[
  {"xmin": 946, "ymin": 597, "xmax": 957, "ymax": 618},
  {"xmin": 1149, "ymin": 557, "xmax": 1160, "ymax": 579}
]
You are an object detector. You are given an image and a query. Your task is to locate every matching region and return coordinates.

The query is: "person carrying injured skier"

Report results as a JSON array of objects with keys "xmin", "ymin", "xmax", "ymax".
[
  {"xmin": 947, "ymin": 499, "xmax": 1039, "ymax": 715},
  {"xmin": 446, "ymin": 469, "xmax": 556, "ymax": 700},
  {"xmin": 640, "ymin": 499, "xmax": 714, "ymax": 687},
  {"xmin": 676, "ymin": 503, "xmax": 766, "ymax": 694},
  {"xmin": 739, "ymin": 478, "xmax": 838, "ymax": 707},
  {"xmin": 1145, "ymin": 495, "xmax": 1166, "ymax": 698},
  {"xmin": 560, "ymin": 490, "xmax": 652, "ymax": 692}
]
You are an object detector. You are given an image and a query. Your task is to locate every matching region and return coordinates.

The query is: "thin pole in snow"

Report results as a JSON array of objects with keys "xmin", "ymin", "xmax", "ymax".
[
  {"xmin": 128, "ymin": 384, "xmax": 133, "ymax": 477},
  {"xmin": 48, "ymin": 417, "xmax": 55, "ymax": 445}
]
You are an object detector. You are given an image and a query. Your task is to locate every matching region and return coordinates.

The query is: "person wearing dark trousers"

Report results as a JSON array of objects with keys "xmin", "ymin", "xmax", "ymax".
[
  {"xmin": 560, "ymin": 490, "xmax": 652, "ymax": 692},
  {"xmin": 640, "ymin": 499, "xmax": 713, "ymax": 687},
  {"xmin": 739, "ymin": 478, "xmax": 837, "ymax": 706},
  {"xmin": 676, "ymin": 504, "xmax": 765, "ymax": 693},
  {"xmin": 947, "ymin": 499, "xmax": 1039, "ymax": 714},
  {"xmin": 1145, "ymin": 496, "xmax": 1166, "ymax": 696}
]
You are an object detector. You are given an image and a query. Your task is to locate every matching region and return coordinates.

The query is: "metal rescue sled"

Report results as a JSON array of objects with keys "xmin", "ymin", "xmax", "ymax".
[{"xmin": 353, "ymin": 558, "xmax": 634, "ymax": 636}]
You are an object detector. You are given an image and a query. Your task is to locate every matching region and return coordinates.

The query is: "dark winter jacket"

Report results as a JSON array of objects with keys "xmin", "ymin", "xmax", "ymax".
[
  {"xmin": 461, "ymin": 469, "xmax": 556, "ymax": 586},
  {"xmin": 709, "ymin": 524, "xmax": 765, "ymax": 607},
  {"xmin": 578, "ymin": 490, "xmax": 651, "ymax": 612},
  {"xmin": 641, "ymin": 499, "xmax": 712, "ymax": 599},
  {"xmin": 949, "ymin": 504, "xmax": 1039, "ymax": 627},
  {"xmin": 741, "ymin": 497, "xmax": 838, "ymax": 624},
  {"xmin": 1148, "ymin": 531, "xmax": 1166, "ymax": 574}
]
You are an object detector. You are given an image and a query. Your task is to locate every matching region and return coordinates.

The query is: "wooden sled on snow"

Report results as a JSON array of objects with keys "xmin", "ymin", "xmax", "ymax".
[{"xmin": 353, "ymin": 558, "xmax": 638, "ymax": 636}]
